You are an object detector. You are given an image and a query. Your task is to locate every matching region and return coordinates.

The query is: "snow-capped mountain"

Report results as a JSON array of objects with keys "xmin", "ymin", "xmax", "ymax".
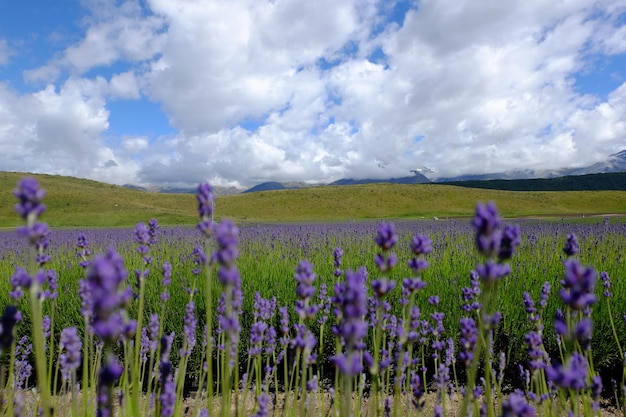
[{"xmin": 435, "ymin": 150, "xmax": 626, "ymax": 182}]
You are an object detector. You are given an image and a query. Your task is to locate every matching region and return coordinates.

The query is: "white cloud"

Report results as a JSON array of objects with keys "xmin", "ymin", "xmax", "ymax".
[
  {"xmin": 63, "ymin": 15, "xmax": 166, "ymax": 73},
  {"xmin": 122, "ymin": 135, "xmax": 149, "ymax": 152},
  {"xmin": 0, "ymin": 78, "xmax": 140, "ymax": 185},
  {"xmin": 109, "ymin": 71, "xmax": 141, "ymax": 99},
  {"xmin": 5, "ymin": 0, "xmax": 626, "ymax": 187},
  {"xmin": 146, "ymin": 0, "xmax": 361, "ymax": 133}
]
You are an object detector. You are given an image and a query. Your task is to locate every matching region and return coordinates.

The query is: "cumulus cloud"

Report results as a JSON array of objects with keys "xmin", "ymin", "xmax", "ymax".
[
  {"xmin": 5, "ymin": 0, "xmax": 626, "ymax": 187},
  {"xmin": 109, "ymin": 71, "xmax": 141, "ymax": 99},
  {"xmin": 0, "ymin": 78, "xmax": 139, "ymax": 184}
]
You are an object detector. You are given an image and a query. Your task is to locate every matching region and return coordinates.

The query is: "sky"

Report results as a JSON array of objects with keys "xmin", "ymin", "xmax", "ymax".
[{"xmin": 1, "ymin": 0, "xmax": 625, "ymax": 189}]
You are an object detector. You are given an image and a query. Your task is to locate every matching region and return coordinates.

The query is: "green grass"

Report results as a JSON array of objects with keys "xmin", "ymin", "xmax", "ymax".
[
  {"xmin": 1, "ymin": 171, "xmax": 625, "ymax": 227},
  {"xmin": 2, "ymin": 172, "xmax": 626, "ymax": 416}
]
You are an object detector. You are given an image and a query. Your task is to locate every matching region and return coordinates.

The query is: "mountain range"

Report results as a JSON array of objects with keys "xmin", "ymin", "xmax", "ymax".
[
  {"xmin": 436, "ymin": 150, "xmax": 626, "ymax": 182},
  {"xmin": 123, "ymin": 150, "xmax": 626, "ymax": 194}
]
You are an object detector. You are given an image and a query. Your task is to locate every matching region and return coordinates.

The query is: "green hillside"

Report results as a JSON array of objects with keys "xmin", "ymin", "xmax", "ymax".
[
  {"xmin": 1, "ymin": 172, "xmax": 625, "ymax": 227},
  {"xmin": 0, "ymin": 172, "xmax": 196, "ymax": 227},
  {"xmin": 441, "ymin": 171, "xmax": 626, "ymax": 191}
]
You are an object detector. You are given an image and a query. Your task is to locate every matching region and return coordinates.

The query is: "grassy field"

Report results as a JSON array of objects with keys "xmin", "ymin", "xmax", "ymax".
[
  {"xmin": 1, "ymin": 171, "xmax": 625, "ymax": 227},
  {"xmin": 2, "ymin": 173, "xmax": 626, "ymax": 416}
]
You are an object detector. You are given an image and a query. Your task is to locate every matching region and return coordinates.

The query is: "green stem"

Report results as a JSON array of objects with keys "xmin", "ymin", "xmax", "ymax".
[
  {"xmin": 30, "ymin": 285, "xmax": 51, "ymax": 417},
  {"xmin": 131, "ymin": 273, "xmax": 147, "ymax": 416}
]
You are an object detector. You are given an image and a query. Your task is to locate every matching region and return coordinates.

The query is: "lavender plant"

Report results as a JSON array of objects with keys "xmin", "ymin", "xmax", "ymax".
[{"xmin": 0, "ymin": 177, "xmax": 625, "ymax": 417}]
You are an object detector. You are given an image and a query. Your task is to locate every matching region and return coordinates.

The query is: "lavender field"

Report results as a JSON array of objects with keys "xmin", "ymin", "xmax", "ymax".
[{"xmin": 0, "ymin": 177, "xmax": 625, "ymax": 416}]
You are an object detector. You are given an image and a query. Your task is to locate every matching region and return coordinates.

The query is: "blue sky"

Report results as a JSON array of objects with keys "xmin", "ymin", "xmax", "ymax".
[{"xmin": 0, "ymin": 0, "xmax": 625, "ymax": 188}]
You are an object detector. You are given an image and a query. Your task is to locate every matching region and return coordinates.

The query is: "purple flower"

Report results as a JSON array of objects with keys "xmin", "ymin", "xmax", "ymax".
[
  {"xmin": 546, "ymin": 352, "xmax": 588, "ymax": 391},
  {"xmin": 472, "ymin": 202, "xmax": 501, "ymax": 257},
  {"xmin": 291, "ymin": 324, "xmax": 316, "ymax": 359},
  {"xmin": 10, "ymin": 267, "xmax": 31, "ymax": 299},
  {"xmin": 294, "ymin": 261, "xmax": 318, "ymax": 320},
  {"xmin": 181, "ymin": 301, "xmax": 197, "ymax": 356},
  {"xmin": 212, "ymin": 219, "xmax": 243, "ymax": 361},
  {"xmin": 375, "ymin": 252, "xmax": 398, "ymax": 273},
  {"xmin": 501, "ymin": 390, "xmax": 535, "ymax": 416},
  {"xmin": 248, "ymin": 321, "xmax": 268, "ymax": 356},
  {"xmin": 331, "ymin": 268, "xmax": 368, "ymax": 376},
  {"xmin": 134, "ymin": 222, "xmax": 151, "ymax": 253},
  {"xmin": 563, "ymin": 233, "xmax": 579, "ymax": 257},
  {"xmin": 410, "ymin": 371, "xmax": 425, "ymax": 409},
  {"xmin": 0, "ymin": 306, "xmax": 21, "ymax": 355},
  {"xmin": 78, "ymin": 279, "xmax": 93, "ymax": 323},
  {"xmin": 14, "ymin": 336, "xmax": 32, "ymax": 390},
  {"xmin": 554, "ymin": 309, "xmax": 567, "ymax": 338},
  {"xmin": 522, "ymin": 292, "xmax": 536, "ymax": 315},
  {"xmin": 42, "ymin": 314, "xmax": 51, "ymax": 339},
  {"xmin": 525, "ymin": 331, "xmax": 548, "ymax": 371},
  {"xmin": 371, "ymin": 278, "xmax": 396, "ymax": 298},
  {"xmin": 264, "ymin": 326, "xmax": 277, "ymax": 355},
  {"xmin": 475, "ymin": 260, "xmax": 511, "ymax": 285},
  {"xmin": 59, "ymin": 327, "xmax": 82, "ymax": 382},
  {"xmin": 86, "ymin": 249, "xmax": 131, "ymax": 343},
  {"xmin": 375, "ymin": 222, "xmax": 397, "ymax": 251},
  {"xmin": 197, "ymin": 182, "xmax": 215, "ymax": 219},
  {"xmin": 459, "ymin": 317, "xmax": 477, "ymax": 366},
  {"xmin": 402, "ymin": 277, "xmax": 427, "ymax": 294},
  {"xmin": 253, "ymin": 293, "xmax": 276, "ymax": 322},
  {"xmin": 539, "ymin": 281, "xmax": 550, "ymax": 308},
  {"xmin": 331, "ymin": 351, "xmax": 363, "ymax": 377},
  {"xmin": 251, "ymin": 392, "xmax": 269, "ymax": 417},
  {"xmin": 317, "ymin": 283, "xmax": 331, "ymax": 325},
  {"xmin": 294, "ymin": 261, "xmax": 316, "ymax": 296},
  {"xmin": 76, "ymin": 232, "xmax": 91, "ymax": 268},
  {"xmin": 560, "ymin": 260, "xmax": 596, "ymax": 311},
  {"xmin": 97, "ymin": 355, "xmax": 123, "ymax": 417},
  {"xmin": 212, "ymin": 220, "xmax": 239, "ymax": 268},
  {"xmin": 575, "ymin": 318, "xmax": 592, "ymax": 349},
  {"xmin": 428, "ymin": 295, "xmax": 440, "ymax": 306},
  {"xmin": 445, "ymin": 338, "xmax": 456, "ymax": 367},
  {"xmin": 600, "ymin": 271, "xmax": 612, "ymax": 297},
  {"xmin": 410, "ymin": 234, "xmax": 432, "ymax": 256},
  {"xmin": 148, "ymin": 314, "xmax": 160, "ymax": 350},
  {"xmin": 17, "ymin": 221, "xmax": 50, "ymax": 250},
  {"xmin": 148, "ymin": 218, "xmax": 159, "ymax": 244},
  {"xmin": 279, "ymin": 306, "xmax": 290, "ymax": 337},
  {"xmin": 45, "ymin": 270, "xmax": 58, "ymax": 299},
  {"xmin": 591, "ymin": 375, "xmax": 603, "ymax": 399},
  {"xmin": 307, "ymin": 375, "xmax": 318, "ymax": 392},
  {"xmin": 160, "ymin": 374, "xmax": 176, "ymax": 417},
  {"xmin": 140, "ymin": 327, "xmax": 150, "ymax": 362},
  {"xmin": 191, "ymin": 245, "xmax": 206, "ymax": 275},
  {"xmin": 160, "ymin": 261, "xmax": 172, "ymax": 301},
  {"xmin": 13, "ymin": 177, "xmax": 46, "ymax": 220},
  {"xmin": 498, "ymin": 224, "xmax": 520, "ymax": 260},
  {"xmin": 407, "ymin": 258, "xmax": 428, "ymax": 274},
  {"xmin": 333, "ymin": 247, "xmax": 344, "ymax": 277}
]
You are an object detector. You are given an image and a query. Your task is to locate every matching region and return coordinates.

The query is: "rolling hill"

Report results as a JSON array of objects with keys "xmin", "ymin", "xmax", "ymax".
[{"xmin": 1, "ymin": 171, "xmax": 625, "ymax": 227}]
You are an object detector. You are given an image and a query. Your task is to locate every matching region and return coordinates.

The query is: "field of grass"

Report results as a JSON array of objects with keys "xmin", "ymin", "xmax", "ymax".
[
  {"xmin": 1, "ymin": 171, "xmax": 625, "ymax": 227},
  {"xmin": 2, "ymin": 174, "xmax": 626, "ymax": 417}
]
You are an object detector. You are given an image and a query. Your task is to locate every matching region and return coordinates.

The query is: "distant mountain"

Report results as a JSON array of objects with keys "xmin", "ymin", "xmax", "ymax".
[
  {"xmin": 441, "ymin": 171, "xmax": 626, "ymax": 191},
  {"xmin": 243, "ymin": 182, "xmax": 286, "ymax": 193},
  {"xmin": 122, "ymin": 184, "xmax": 242, "ymax": 195},
  {"xmin": 123, "ymin": 150, "xmax": 626, "ymax": 195},
  {"xmin": 436, "ymin": 150, "xmax": 626, "ymax": 182},
  {"xmin": 331, "ymin": 172, "xmax": 431, "ymax": 186},
  {"xmin": 158, "ymin": 186, "xmax": 198, "ymax": 194},
  {"xmin": 566, "ymin": 150, "xmax": 626, "ymax": 175},
  {"xmin": 122, "ymin": 184, "xmax": 148, "ymax": 192}
]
